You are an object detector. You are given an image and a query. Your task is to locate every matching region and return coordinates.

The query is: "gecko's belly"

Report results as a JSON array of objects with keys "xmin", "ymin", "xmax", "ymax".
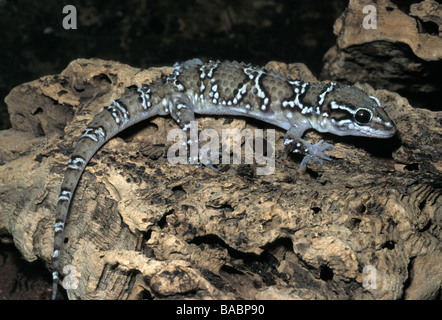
[{"xmin": 192, "ymin": 101, "xmax": 292, "ymax": 131}]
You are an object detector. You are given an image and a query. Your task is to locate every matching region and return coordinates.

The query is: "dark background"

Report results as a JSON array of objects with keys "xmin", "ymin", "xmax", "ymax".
[{"xmin": 0, "ymin": 0, "xmax": 350, "ymax": 131}]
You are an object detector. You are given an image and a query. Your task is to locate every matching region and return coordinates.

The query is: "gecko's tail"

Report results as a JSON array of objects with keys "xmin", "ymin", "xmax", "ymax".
[
  {"xmin": 51, "ymin": 85, "xmax": 161, "ymax": 299},
  {"xmin": 51, "ymin": 103, "xmax": 127, "ymax": 299},
  {"xmin": 52, "ymin": 150, "xmax": 92, "ymax": 299}
]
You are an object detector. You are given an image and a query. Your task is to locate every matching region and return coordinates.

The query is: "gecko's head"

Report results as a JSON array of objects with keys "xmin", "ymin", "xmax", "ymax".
[{"xmin": 318, "ymin": 84, "xmax": 396, "ymax": 138}]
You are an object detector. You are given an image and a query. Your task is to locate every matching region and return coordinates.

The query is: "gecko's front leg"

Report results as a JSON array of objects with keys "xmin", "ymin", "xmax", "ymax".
[{"xmin": 284, "ymin": 124, "xmax": 333, "ymax": 169}]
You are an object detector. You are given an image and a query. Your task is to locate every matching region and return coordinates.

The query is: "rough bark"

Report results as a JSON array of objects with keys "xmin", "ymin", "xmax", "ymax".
[
  {"xmin": 320, "ymin": 0, "xmax": 442, "ymax": 103},
  {"xmin": 0, "ymin": 58, "xmax": 440, "ymax": 300}
]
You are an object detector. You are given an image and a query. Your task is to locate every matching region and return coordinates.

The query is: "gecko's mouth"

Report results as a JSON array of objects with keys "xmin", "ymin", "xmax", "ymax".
[
  {"xmin": 356, "ymin": 125, "xmax": 397, "ymax": 138},
  {"xmin": 331, "ymin": 124, "xmax": 397, "ymax": 138}
]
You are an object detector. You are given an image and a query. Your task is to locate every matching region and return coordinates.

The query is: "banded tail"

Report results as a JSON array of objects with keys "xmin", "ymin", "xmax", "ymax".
[
  {"xmin": 51, "ymin": 84, "xmax": 164, "ymax": 299},
  {"xmin": 51, "ymin": 59, "xmax": 203, "ymax": 299}
]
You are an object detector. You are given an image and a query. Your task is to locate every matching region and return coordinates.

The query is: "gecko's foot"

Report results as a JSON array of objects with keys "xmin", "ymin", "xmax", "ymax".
[
  {"xmin": 199, "ymin": 161, "xmax": 219, "ymax": 172},
  {"xmin": 185, "ymin": 147, "xmax": 220, "ymax": 172},
  {"xmin": 298, "ymin": 139, "xmax": 333, "ymax": 169},
  {"xmin": 198, "ymin": 147, "xmax": 220, "ymax": 172}
]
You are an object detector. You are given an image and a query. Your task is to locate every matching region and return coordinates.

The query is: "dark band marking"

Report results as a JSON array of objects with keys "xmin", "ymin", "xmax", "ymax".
[
  {"xmin": 103, "ymin": 100, "xmax": 130, "ymax": 125},
  {"xmin": 137, "ymin": 86, "xmax": 153, "ymax": 110},
  {"xmin": 54, "ymin": 221, "xmax": 65, "ymax": 233},
  {"xmin": 80, "ymin": 126, "xmax": 106, "ymax": 142},
  {"xmin": 317, "ymin": 82, "xmax": 336, "ymax": 106},
  {"xmin": 282, "ymin": 81, "xmax": 310, "ymax": 112},
  {"xmin": 67, "ymin": 156, "xmax": 86, "ymax": 171},
  {"xmin": 58, "ymin": 188, "xmax": 72, "ymax": 202}
]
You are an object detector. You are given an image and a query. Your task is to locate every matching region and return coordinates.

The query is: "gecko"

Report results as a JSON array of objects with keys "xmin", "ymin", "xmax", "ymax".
[{"xmin": 51, "ymin": 58, "xmax": 396, "ymax": 299}]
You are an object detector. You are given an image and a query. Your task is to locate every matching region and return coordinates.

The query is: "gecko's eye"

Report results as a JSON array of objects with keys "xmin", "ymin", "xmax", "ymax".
[{"xmin": 355, "ymin": 109, "xmax": 372, "ymax": 124}]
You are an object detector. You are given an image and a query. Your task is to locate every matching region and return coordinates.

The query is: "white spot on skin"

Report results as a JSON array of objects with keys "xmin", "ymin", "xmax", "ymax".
[
  {"xmin": 54, "ymin": 221, "xmax": 64, "ymax": 233},
  {"xmin": 95, "ymin": 127, "xmax": 105, "ymax": 139},
  {"xmin": 330, "ymin": 101, "xmax": 356, "ymax": 115},
  {"xmin": 137, "ymin": 88, "xmax": 147, "ymax": 110},
  {"xmin": 288, "ymin": 80, "xmax": 301, "ymax": 86},
  {"xmin": 330, "ymin": 101, "xmax": 340, "ymax": 109},
  {"xmin": 301, "ymin": 82, "xmax": 309, "ymax": 94},
  {"xmin": 301, "ymin": 106, "xmax": 313, "ymax": 114},
  {"xmin": 112, "ymin": 101, "xmax": 129, "ymax": 119},
  {"xmin": 112, "ymin": 113, "xmax": 120, "ymax": 124},
  {"xmin": 67, "ymin": 157, "xmax": 86, "ymax": 171},
  {"xmin": 80, "ymin": 128, "xmax": 98, "ymax": 142},
  {"xmin": 294, "ymin": 95, "xmax": 303, "ymax": 109},
  {"xmin": 58, "ymin": 190, "xmax": 71, "ymax": 202},
  {"xmin": 369, "ymin": 96, "xmax": 381, "ymax": 107}
]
